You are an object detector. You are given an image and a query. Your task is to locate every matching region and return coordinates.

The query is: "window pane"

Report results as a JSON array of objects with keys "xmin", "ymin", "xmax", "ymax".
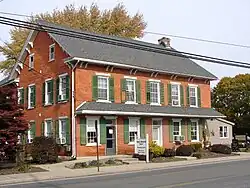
[
  {"xmin": 126, "ymin": 80, "xmax": 135, "ymax": 102},
  {"xmin": 152, "ymin": 127, "xmax": 159, "ymax": 141},
  {"xmin": 171, "ymin": 85, "xmax": 179, "ymax": 105},
  {"xmin": 98, "ymin": 77, "xmax": 108, "ymax": 100},
  {"xmin": 191, "ymin": 122, "xmax": 198, "ymax": 140},
  {"xmin": 173, "ymin": 122, "xmax": 180, "ymax": 135},
  {"xmin": 219, "ymin": 126, "xmax": 223, "ymax": 137},
  {"xmin": 87, "ymin": 120, "xmax": 97, "ymax": 144},
  {"xmin": 189, "ymin": 87, "xmax": 197, "ymax": 106},
  {"xmin": 150, "ymin": 82, "xmax": 159, "ymax": 104}
]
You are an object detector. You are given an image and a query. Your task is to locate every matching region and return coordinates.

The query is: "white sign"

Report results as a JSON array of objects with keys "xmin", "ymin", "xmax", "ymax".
[
  {"xmin": 136, "ymin": 138, "xmax": 147, "ymax": 155},
  {"xmin": 109, "ymin": 129, "xmax": 113, "ymax": 134}
]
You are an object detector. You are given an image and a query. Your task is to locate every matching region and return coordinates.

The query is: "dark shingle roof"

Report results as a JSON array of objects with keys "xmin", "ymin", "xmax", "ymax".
[
  {"xmin": 0, "ymin": 76, "xmax": 15, "ymax": 87},
  {"xmin": 76, "ymin": 102, "xmax": 224, "ymax": 118},
  {"xmin": 37, "ymin": 20, "xmax": 217, "ymax": 80}
]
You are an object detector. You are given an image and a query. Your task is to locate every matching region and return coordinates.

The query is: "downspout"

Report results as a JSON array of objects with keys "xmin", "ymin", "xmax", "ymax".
[{"xmin": 71, "ymin": 60, "xmax": 80, "ymax": 158}]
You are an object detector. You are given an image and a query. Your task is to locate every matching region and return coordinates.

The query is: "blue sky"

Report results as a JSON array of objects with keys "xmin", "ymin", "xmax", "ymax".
[{"xmin": 0, "ymin": 0, "xmax": 249, "ymax": 87}]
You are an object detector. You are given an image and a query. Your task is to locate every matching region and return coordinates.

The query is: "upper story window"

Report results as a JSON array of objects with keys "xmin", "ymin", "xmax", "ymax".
[
  {"xmin": 57, "ymin": 73, "xmax": 69, "ymax": 102},
  {"xmin": 189, "ymin": 86, "xmax": 198, "ymax": 107},
  {"xmin": 44, "ymin": 79, "xmax": 54, "ymax": 105},
  {"xmin": 49, "ymin": 44, "xmax": 55, "ymax": 61},
  {"xmin": 28, "ymin": 84, "xmax": 36, "ymax": 109},
  {"xmin": 150, "ymin": 82, "xmax": 160, "ymax": 105},
  {"xmin": 121, "ymin": 76, "xmax": 140, "ymax": 104},
  {"xmin": 219, "ymin": 126, "xmax": 228, "ymax": 138},
  {"xmin": 126, "ymin": 79, "xmax": 136, "ymax": 103},
  {"xmin": 29, "ymin": 54, "xmax": 34, "ymax": 69},
  {"xmin": 171, "ymin": 84, "xmax": 180, "ymax": 106},
  {"xmin": 98, "ymin": 76, "xmax": 109, "ymax": 101}
]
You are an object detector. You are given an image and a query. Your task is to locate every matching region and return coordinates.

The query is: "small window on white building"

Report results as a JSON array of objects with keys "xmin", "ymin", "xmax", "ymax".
[
  {"xmin": 219, "ymin": 126, "xmax": 228, "ymax": 138},
  {"xmin": 49, "ymin": 44, "xmax": 55, "ymax": 61}
]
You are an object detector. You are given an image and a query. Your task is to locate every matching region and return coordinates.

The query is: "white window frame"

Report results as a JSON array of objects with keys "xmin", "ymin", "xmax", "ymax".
[
  {"xmin": 17, "ymin": 87, "xmax": 23, "ymax": 105},
  {"xmin": 59, "ymin": 117, "xmax": 67, "ymax": 144},
  {"xmin": 49, "ymin": 44, "xmax": 55, "ymax": 61},
  {"xmin": 219, "ymin": 126, "xmax": 228, "ymax": 138},
  {"xmin": 28, "ymin": 84, "xmax": 35, "ymax": 109},
  {"xmin": 45, "ymin": 78, "xmax": 53, "ymax": 105},
  {"xmin": 152, "ymin": 118, "xmax": 163, "ymax": 146},
  {"xmin": 59, "ymin": 73, "xmax": 67, "ymax": 101},
  {"xmin": 128, "ymin": 117, "xmax": 140, "ymax": 145},
  {"xmin": 150, "ymin": 81, "xmax": 160, "ymax": 105},
  {"xmin": 172, "ymin": 118, "xmax": 182, "ymax": 142},
  {"xmin": 44, "ymin": 119, "xmax": 53, "ymax": 137},
  {"xmin": 86, "ymin": 116, "xmax": 100, "ymax": 146},
  {"xmin": 29, "ymin": 53, "xmax": 34, "ymax": 69},
  {"xmin": 190, "ymin": 119, "xmax": 199, "ymax": 142},
  {"xmin": 171, "ymin": 83, "xmax": 181, "ymax": 107},
  {"xmin": 125, "ymin": 78, "xmax": 137, "ymax": 104},
  {"xmin": 97, "ymin": 76, "xmax": 110, "ymax": 102},
  {"xmin": 189, "ymin": 85, "xmax": 198, "ymax": 108},
  {"xmin": 27, "ymin": 120, "xmax": 35, "ymax": 144}
]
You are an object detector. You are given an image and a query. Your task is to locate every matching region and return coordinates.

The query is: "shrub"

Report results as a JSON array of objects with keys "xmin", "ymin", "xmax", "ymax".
[
  {"xmin": 163, "ymin": 148, "xmax": 176, "ymax": 157},
  {"xmin": 192, "ymin": 152, "xmax": 202, "ymax": 159},
  {"xmin": 190, "ymin": 143, "xmax": 202, "ymax": 152},
  {"xmin": 176, "ymin": 145, "xmax": 194, "ymax": 156},
  {"xmin": 210, "ymin": 144, "xmax": 232, "ymax": 154},
  {"xmin": 31, "ymin": 136, "xmax": 58, "ymax": 164},
  {"xmin": 149, "ymin": 141, "xmax": 164, "ymax": 157}
]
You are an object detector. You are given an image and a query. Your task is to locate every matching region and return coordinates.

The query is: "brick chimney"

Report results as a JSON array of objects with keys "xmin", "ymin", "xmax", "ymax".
[{"xmin": 158, "ymin": 37, "xmax": 171, "ymax": 48}]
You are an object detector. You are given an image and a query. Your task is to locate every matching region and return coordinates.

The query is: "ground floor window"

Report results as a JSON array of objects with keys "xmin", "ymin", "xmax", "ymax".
[
  {"xmin": 152, "ymin": 119, "xmax": 162, "ymax": 146},
  {"xmin": 129, "ymin": 118, "xmax": 140, "ymax": 143},
  {"xmin": 59, "ymin": 118, "xmax": 67, "ymax": 144},
  {"xmin": 44, "ymin": 119, "xmax": 53, "ymax": 137},
  {"xmin": 173, "ymin": 120, "xmax": 181, "ymax": 141},
  {"xmin": 86, "ymin": 117, "xmax": 100, "ymax": 145},
  {"xmin": 219, "ymin": 126, "xmax": 228, "ymax": 138},
  {"xmin": 191, "ymin": 120, "xmax": 199, "ymax": 141}
]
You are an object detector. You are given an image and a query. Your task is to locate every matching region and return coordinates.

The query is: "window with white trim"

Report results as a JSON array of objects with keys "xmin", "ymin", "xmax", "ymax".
[
  {"xmin": 29, "ymin": 54, "xmax": 34, "ymax": 69},
  {"xmin": 59, "ymin": 75, "xmax": 67, "ymax": 101},
  {"xmin": 27, "ymin": 121, "xmax": 35, "ymax": 143},
  {"xmin": 171, "ymin": 84, "xmax": 180, "ymax": 106},
  {"xmin": 86, "ymin": 118, "xmax": 100, "ymax": 145},
  {"xmin": 129, "ymin": 118, "xmax": 140, "ymax": 143},
  {"xmin": 28, "ymin": 85, "xmax": 35, "ymax": 108},
  {"xmin": 126, "ymin": 79, "xmax": 136, "ymax": 103},
  {"xmin": 45, "ymin": 80, "xmax": 53, "ymax": 105},
  {"xmin": 191, "ymin": 121, "xmax": 199, "ymax": 141},
  {"xmin": 44, "ymin": 119, "xmax": 53, "ymax": 137},
  {"xmin": 49, "ymin": 44, "xmax": 55, "ymax": 61},
  {"xmin": 97, "ymin": 76, "xmax": 109, "ymax": 101},
  {"xmin": 152, "ymin": 119, "xmax": 162, "ymax": 146},
  {"xmin": 219, "ymin": 126, "xmax": 228, "ymax": 138},
  {"xmin": 189, "ymin": 86, "xmax": 198, "ymax": 107},
  {"xmin": 150, "ymin": 82, "xmax": 160, "ymax": 104},
  {"xmin": 59, "ymin": 119, "xmax": 67, "ymax": 143},
  {"xmin": 173, "ymin": 120, "xmax": 181, "ymax": 141},
  {"xmin": 17, "ymin": 88, "xmax": 23, "ymax": 104}
]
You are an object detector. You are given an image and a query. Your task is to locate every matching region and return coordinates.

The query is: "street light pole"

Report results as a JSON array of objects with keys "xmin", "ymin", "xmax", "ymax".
[{"xmin": 95, "ymin": 120, "xmax": 100, "ymax": 172}]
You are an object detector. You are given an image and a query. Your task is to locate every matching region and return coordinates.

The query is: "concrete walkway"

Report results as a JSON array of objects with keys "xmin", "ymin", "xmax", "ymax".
[{"xmin": 0, "ymin": 152, "xmax": 249, "ymax": 186}]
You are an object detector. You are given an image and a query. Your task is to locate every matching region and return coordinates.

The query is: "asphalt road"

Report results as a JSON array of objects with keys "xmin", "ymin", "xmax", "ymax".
[{"xmin": 5, "ymin": 159, "xmax": 250, "ymax": 188}]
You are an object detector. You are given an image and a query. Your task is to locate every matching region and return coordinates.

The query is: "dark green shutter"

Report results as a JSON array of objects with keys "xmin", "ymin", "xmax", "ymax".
[
  {"xmin": 168, "ymin": 84, "xmax": 172, "ymax": 105},
  {"xmin": 56, "ymin": 78, "xmax": 59, "ymax": 103},
  {"xmin": 20, "ymin": 88, "xmax": 24, "ymax": 105},
  {"xmin": 109, "ymin": 77, "xmax": 114, "ymax": 102},
  {"xmin": 50, "ymin": 80, "xmax": 54, "ymax": 104},
  {"xmin": 160, "ymin": 83, "xmax": 164, "ymax": 105},
  {"xmin": 100, "ymin": 119, "xmax": 106, "ymax": 144},
  {"xmin": 146, "ymin": 81, "xmax": 150, "ymax": 104},
  {"xmin": 65, "ymin": 75, "xmax": 70, "ymax": 101},
  {"xmin": 31, "ymin": 85, "xmax": 36, "ymax": 107},
  {"xmin": 140, "ymin": 119, "xmax": 145, "ymax": 138},
  {"xmin": 180, "ymin": 85, "xmax": 184, "ymax": 106},
  {"xmin": 187, "ymin": 120, "xmax": 192, "ymax": 142},
  {"xmin": 65, "ymin": 118, "xmax": 71, "ymax": 145},
  {"xmin": 124, "ymin": 119, "xmax": 129, "ymax": 144},
  {"xmin": 92, "ymin": 75, "xmax": 98, "ymax": 101},
  {"xmin": 30, "ymin": 122, "xmax": 36, "ymax": 138},
  {"xmin": 55, "ymin": 120, "xmax": 59, "ymax": 143},
  {"xmin": 121, "ymin": 78, "xmax": 126, "ymax": 103},
  {"xmin": 42, "ymin": 82, "xmax": 45, "ymax": 105},
  {"xmin": 80, "ymin": 118, "xmax": 86, "ymax": 145},
  {"xmin": 136, "ymin": 80, "xmax": 141, "ymax": 104},
  {"xmin": 41, "ymin": 122, "xmax": 44, "ymax": 136},
  {"xmin": 26, "ymin": 87, "xmax": 29, "ymax": 109},
  {"xmin": 186, "ymin": 86, "xmax": 190, "ymax": 107},
  {"xmin": 169, "ymin": 119, "xmax": 173, "ymax": 142},
  {"xmin": 197, "ymin": 87, "xmax": 201, "ymax": 107},
  {"xmin": 199, "ymin": 119, "xmax": 203, "ymax": 141},
  {"xmin": 181, "ymin": 120, "xmax": 185, "ymax": 141}
]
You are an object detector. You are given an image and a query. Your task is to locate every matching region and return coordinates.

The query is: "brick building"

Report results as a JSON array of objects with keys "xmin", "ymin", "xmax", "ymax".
[{"xmin": 3, "ymin": 20, "xmax": 225, "ymax": 157}]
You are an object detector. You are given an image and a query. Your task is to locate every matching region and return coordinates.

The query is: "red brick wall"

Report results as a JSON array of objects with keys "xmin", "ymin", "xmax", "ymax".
[{"xmin": 18, "ymin": 31, "xmax": 71, "ymax": 136}]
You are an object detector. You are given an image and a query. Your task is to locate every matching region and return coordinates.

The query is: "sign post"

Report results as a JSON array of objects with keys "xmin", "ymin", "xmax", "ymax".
[
  {"xmin": 95, "ymin": 120, "xmax": 100, "ymax": 172},
  {"xmin": 135, "ymin": 134, "xmax": 149, "ymax": 163},
  {"xmin": 146, "ymin": 134, "xmax": 149, "ymax": 163}
]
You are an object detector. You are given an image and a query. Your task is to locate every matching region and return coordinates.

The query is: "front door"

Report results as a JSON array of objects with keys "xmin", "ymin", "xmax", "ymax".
[{"xmin": 106, "ymin": 123, "xmax": 116, "ymax": 156}]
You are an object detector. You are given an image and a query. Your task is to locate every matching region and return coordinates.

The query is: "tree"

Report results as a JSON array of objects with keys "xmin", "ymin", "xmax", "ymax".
[
  {"xmin": 212, "ymin": 74, "xmax": 250, "ymax": 128},
  {"xmin": 0, "ymin": 85, "xmax": 28, "ymax": 160},
  {"xmin": 0, "ymin": 3, "xmax": 147, "ymax": 73}
]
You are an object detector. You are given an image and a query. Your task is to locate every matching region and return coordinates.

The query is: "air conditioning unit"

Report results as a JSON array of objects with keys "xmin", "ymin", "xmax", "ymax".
[
  {"xmin": 56, "ymin": 138, "xmax": 61, "ymax": 144},
  {"xmin": 61, "ymin": 137, "xmax": 66, "ymax": 145}
]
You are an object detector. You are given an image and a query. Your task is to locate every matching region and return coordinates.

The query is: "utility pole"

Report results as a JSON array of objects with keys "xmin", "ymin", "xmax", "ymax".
[{"xmin": 95, "ymin": 120, "xmax": 100, "ymax": 172}]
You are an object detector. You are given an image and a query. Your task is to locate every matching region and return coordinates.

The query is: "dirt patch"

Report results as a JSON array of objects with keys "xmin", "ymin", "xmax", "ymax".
[
  {"xmin": 0, "ymin": 164, "xmax": 47, "ymax": 175},
  {"xmin": 192, "ymin": 150, "xmax": 239, "ymax": 159},
  {"xmin": 151, "ymin": 157, "xmax": 187, "ymax": 163}
]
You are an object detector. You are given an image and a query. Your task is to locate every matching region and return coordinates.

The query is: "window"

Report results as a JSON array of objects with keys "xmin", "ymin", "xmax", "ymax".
[
  {"xmin": 28, "ymin": 85, "xmax": 35, "ymax": 108},
  {"xmin": 129, "ymin": 118, "xmax": 140, "ymax": 143},
  {"xmin": 191, "ymin": 121, "xmax": 199, "ymax": 141},
  {"xmin": 45, "ymin": 80, "xmax": 53, "ymax": 105},
  {"xmin": 59, "ymin": 119, "xmax": 67, "ymax": 144},
  {"xmin": 189, "ymin": 86, "xmax": 197, "ymax": 107},
  {"xmin": 97, "ymin": 76, "xmax": 109, "ymax": 101},
  {"xmin": 59, "ymin": 75, "xmax": 67, "ymax": 101},
  {"xmin": 150, "ymin": 82, "xmax": 160, "ymax": 104},
  {"xmin": 49, "ymin": 44, "xmax": 55, "ymax": 61},
  {"xmin": 152, "ymin": 119, "xmax": 162, "ymax": 146},
  {"xmin": 171, "ymin": 84, "xmax": 180, "ymax": 106},
  {"xmin": 86, "ymin": 118, "xmax": 100, "ymax": 145},
  {"xmin": 17, "ymin": 88, "xmax": 24, "ymax": 105},
  {"xmin": 44, "ymin": 119, "xmax": 53, "ymax": 137},
  {"xmin": 29, "ymin": 54, "xmax": 34, "ymax": 69},
  {"xmin": 173, "ymin": 120, "xmax": 181, "ymax": 141},
  {"xmin": 126, "ymin": 79, "xmax": 136, "ymax": 103},
  {"xmin": 28, "ymin": 121, "xmax": 35, "ymax": 143},
  {"xmin": 219, "ymin": 126, "xmax": 228, "ymax": 138}
]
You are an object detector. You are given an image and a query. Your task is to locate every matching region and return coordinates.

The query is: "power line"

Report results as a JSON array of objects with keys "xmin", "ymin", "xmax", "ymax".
[
  {"xmin": 0, "ymin": 15, "xmax": 250, "ymax": 70},
  {"xmin": 0, "ymin": 11, "xmax": 32, "ymax": 18}
]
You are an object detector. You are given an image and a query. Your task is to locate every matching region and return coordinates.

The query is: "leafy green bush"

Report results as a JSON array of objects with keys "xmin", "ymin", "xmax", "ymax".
[
  {"xmin": 192, "ymin": 152, "xmax": 202, "ymax": 159},
  {"xmin": 176, "ymin": 145, "xmax": 194, "ymax": 156},
  {"xmin": 190, "ymin": 143, "xmax": 202, "ymax": 152},
  {"xmin": 149, "ymin": 141, "xmax": 164, "ymax": 157},
  {"xmin": 31, "ymin": 136, "xmax": 58, "ymax": 164},
  {"xmin": 163, "ymin": 148, "xmax": 176, "ymax": 157},
  {"xmin": 210, "ymin": 144, "xmax": 232, "ymax": 154}
]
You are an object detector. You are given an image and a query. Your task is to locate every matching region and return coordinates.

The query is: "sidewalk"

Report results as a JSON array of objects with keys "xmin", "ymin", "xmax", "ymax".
[{"xmin": 1, "ymin": 153, "xmax": 250, "ymax": 186}]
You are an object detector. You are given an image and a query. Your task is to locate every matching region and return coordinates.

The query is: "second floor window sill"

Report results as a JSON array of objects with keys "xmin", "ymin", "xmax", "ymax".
[
  {"xmin": 44, "ymin": 103, "xmax": 53, "ymax": 107},
  {"xmin": 150, "ymin": 103, "xmax": 161, "ymax": 106},
  {"xmin": 125, "ymin": 101, "xmax": 137, "ymax": 105},
  {"xmin": 96, "ymin": 100, "xmax": 111, "ymax": 103},
  {"xmin": 27, "ymin": 106, "xmax": 34, "ymax": 110},
  {"xmin": 58, "ymin": 100, "xmax": 68, "ymax": 104}
]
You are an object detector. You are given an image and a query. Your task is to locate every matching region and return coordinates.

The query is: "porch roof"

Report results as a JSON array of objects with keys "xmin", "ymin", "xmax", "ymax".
[{"xmin": 75, "ymin": 102, "xmax": 225, "ymax": 118}]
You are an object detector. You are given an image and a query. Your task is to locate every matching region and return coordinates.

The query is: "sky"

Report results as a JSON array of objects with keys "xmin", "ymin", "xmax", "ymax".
[{"xmin": 0, "ymin": 0, "xmax": 249, "ymax": 87}]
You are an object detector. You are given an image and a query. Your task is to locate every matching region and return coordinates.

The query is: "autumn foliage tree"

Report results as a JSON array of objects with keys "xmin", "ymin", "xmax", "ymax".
[
  {"xmin": 0, "ymin": 85, "xmax": 28, "ymax": 159},
  {"xmin": 0, "ymin": 3, "xmax": 147, "ymax": 73}
]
